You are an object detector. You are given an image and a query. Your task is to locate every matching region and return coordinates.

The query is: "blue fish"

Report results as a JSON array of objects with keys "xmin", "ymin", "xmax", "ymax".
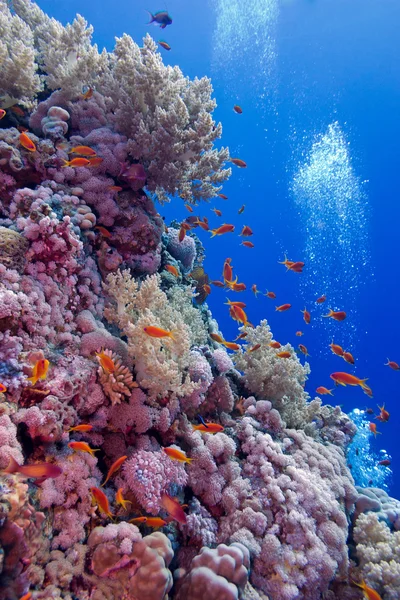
[
  {"xmin": 197, "ymin": 415, "xmax": 209, "ymax": 429},
  {"xmin": 146, "ymin": 10, "xmax": 172, "ymax": 29}
]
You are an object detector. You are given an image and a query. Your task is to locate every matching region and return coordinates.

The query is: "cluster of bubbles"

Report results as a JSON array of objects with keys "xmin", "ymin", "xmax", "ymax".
[{"xmin": 347, "ymin": 408, "xmax": 391, "ymax": 491}]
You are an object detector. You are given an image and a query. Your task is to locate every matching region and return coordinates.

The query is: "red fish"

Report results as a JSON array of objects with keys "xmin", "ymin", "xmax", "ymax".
[
  {"xmin": 378, "ymin": 459, "xmax": 391, "ymax": 466},
  {"xmin": 276, "ymin": 351, "xmax": 291, "ymax": 359},
  {"xmin": 19, "ymin": 593, "xmax": 32, "ymax": 600},
  {"xmin": 269, "ymin": 341, "xmax": 281, "ymax": 349},
  {"xmin": 211, "ymin": 280, "xmax": 225, "ymax": 288},
  {"xmin": 265, "ymin": 290, "xmax": 276, "ymax": 299},
  {"xmin": 323, "ymin": 309, "xmax": 347, "ymax": 321},
  {"xmin": 222, "ymin": 341, "xmax": 240, "ymax": 351},
  {"xmin": 229, "ymin": 282, "xmax": 246, "ymax": 292},
  {"xmin": 218, "ymin": 193, "xmax": 228, "ymax": 199},
  {"xmin": 295, "ymin": 331, "xmax": 303, "ymax": 337},
  {"xmin": 278, "ymin": 255, "xmax": 294, "ymax": 269},
  {"xmin": 0, "ymin": 109, "xmax": 6, "ymax": 120},
  {"xmin": 160, "ymin": 493, "xmax": 187, "ymax": 524},
  {"xmin": 184, "ymin": 204, "xmax": 194, "ymax": 213},
  {"xmin": 109, "ymin": 185, "xmax": 123, "ymax": 192},
  {"xmin": 235, "ymin": 332, "xmax": 248, "ymax": 340},
  {"xmin": 223, "ymin": 259, "xmax": 234, "ymax": 282},
  {"xmin": 275, "ymin": 304, "xmax": 291, "ymax": 312},
  {"xmin": 240, "ymin": 225, "xmax": 253, "ymax": 236},
  {"xmin": 163, "ymin": 447, "xmax": 192, "ymax": 464},
  {"xmin": 352, "ymin": 580, "xmax": 382, "ymax": 600},
  {"xmin": 144, "ymin": 326, "xmax": 175, "ymax": 340},
  {"xmin": 301, "ymin": 308, "xmax": 311, "ymax": 324},
  {"xmin": 369, "ymin": 423, "xmax": 381, "ymax": 438},
  {"xmin": 375, "ymin": 404, "xmax": 389, "ymax": 422},
  {"xmin": 238, "ymin": 204, "xmax": 245, "ymax": 214},
  {"xmin": 68, "ymin": 424, "xmax": 93, "ymax": 433},
  {"xmin": 210, "ymin": 332, "xmax": 224, "ymax": 343},
  {"xmin": 95, "ymin": 226, "xmax": 112, "ymax": 239},
  {"xmin": 4, "ymin": 456, "xmax": 62, "ymax": 479},
  {"xmin": 82, "ymin": 87, "xmax": 93, "ymax": 100},
  {"xmin": 251, "ymin": 284, "xmax": 260, "ymax": 296},
  {"xmin": 91, "ymin": 487, "xmax": 113, "ymax": 519},
  {"xmin": 229, "ymin": 304, "xmax": 248, "ymax": 326},
  {"xmin": 316, "ymin": 295, "xmax": 326, "ymax": 304},
  {"xmin": 0, "ymin": 383, "xmax": 7, "ymax": 393},
  {"xmin": 212, "ymin": 208, "xmax": 222, "ymax": 216},
  {"xmin": 165, "ymin": 264, "xmax": 179, "ymax": 277},
  {"xmin": 316, "ymin": 386, "xmax": 333, "ymax": 396},
  {"xmin": 248, "ymin": 344, "xmax": 261, "ymax": 353},
  {"xmin": 19, "ymin": 131, "xmax": 36, "ymax": 152},
  {"xmin": 62, "ymin": 157, "xmax": 91, "ymax": 168},
  {"xmin": 179, "ymin": 225, "xmax": 187, "ymax": 242},
  {"xmin": 102, "ymin": 455, "xmax": 127, "ymax": 487},
  {"xmin": 70, "ymin": 145, "xmax": 97, "ymax": 156},
  {"xmin": 241, "ymin": 241, "xmax": 254, "ymax": 248},
  {"xmin": 385, "ymin": 359, "xmax": 399, "ymax": 370},
  {"xmin": 210, "ymin": 224, "xmax": 235, "ymax": 237},
  {"xmin": 330, "ymin": 372, "xmax": 368, "ymax": 389},
  {"xmin": 231, "ymin": 158, "xmax": 247, "ymax": 168},
  {"xmin": 116, "ymin": 487, "xmax": 131, "ymax": 510},
  {"xmin": 158, "ymin": 40, "xmax": 171, "ymax": 51},
  {"xmin": 28, "ymin": 358, "xmax": 50, "ymax": 385},
  {"xmin": 192, "ymin": 422, "xmax": 224, "ymax": 434},
  {"xmin": 68, "ymin": 441, "xmax": 99, "ymax": 457},
  {"xmin": 86, "ymin": 157, "xmax": 104, "ymax": 167},
  {"xmin": 233, "ymin": 105, "xmax": 243, "ymax": 114},
  {"xmin": 225, "ymin": 299, "xmax": 246, "ymax": 308},
  {"xmin": 287, "ymin": 261, "xmax": 304, "ymax": 273},
  {"xmin": 298, "ymin": 344, "xmax": 309, "ymax": 356},
  {"xmin": 330, "ymin": 341, "xmax": 344, "ymax": 357},
  {"xmin": 343, "ymin": 351, "xmax": 355, "ymax": 365}
]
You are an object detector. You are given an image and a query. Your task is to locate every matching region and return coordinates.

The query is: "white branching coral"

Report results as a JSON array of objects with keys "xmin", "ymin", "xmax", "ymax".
[
  {"xmin": 167, "ymin": 285, "xmax": 208, "ymax": 346},
  {"xmin": 104, "ymin": 270, "xmax": 200, "ymax": 400},
  {"xmin": 233, "ymin": 320, "xmax": 318, "ymax": 428},
  {"xmin": 96, "ymin": 349, "xmax": 136, "ymax": 406}
]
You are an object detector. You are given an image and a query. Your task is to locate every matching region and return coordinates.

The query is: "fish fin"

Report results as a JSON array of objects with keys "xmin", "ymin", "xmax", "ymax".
[
  {"xmin": 209, "ymin": 230, "xmax": 217, "ymax": 238},
  {"xmin": 4, "ymin": 455, "xmax": 20, "ymax": 474},
  {"xmin": 27, "ymin": 376, "xmax": 38, "ymax": 384},
  {"xmin": 145, "ymin": 10, "xmax": 155, "ymax": 24},
  {"xmin": 322, "ymin": 309, "xmax": 333, "ymax": 318}
]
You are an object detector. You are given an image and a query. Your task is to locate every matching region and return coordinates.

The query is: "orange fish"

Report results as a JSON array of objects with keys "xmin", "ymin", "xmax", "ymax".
[
  {"xmin": 11, "ymin": 105, "xmax": 25, "ymax": 116},
  {"xmin": 178, "ymin": 225, "xmax": 187, "ymax": 242},
  {"xmin": 222, "ymin": 341, "xmax": 240, "ymax": 351},
  {"xmin": 143, "ymin": 516, "xmax": 168, "ymax": 528},
  {"xmin": 238, "ymin": 204, "xmax": 245, "ymax": 214},
  {"xmin": 28, "ymin": 358, "xmax": 50, "ymax": 385},
  {"xmin": 276, "ymin": 304, "xmax": 291, "ymax": 312},
  {"xmin": 385, "ymin": 359, "xmax": 400, "ymax": 370},
  {"xmin": 240, "ymin": 225, "xmax": 253, "ymax": 236},
  {"xmin": 70, "ymin": 145, "xmax": 97, "ymax": 156},
  {"xmin": 192, "ymin": 422, "xmax": 224, "ymax": 434},
  {"xmin": 68, "ymin": 441, "xmax": 99, "ymax": 457},
  {"xmin": 158, "ymin": 40, "xmax": 171, "ymax": 51},
  {"xmin": 87, "ymin": 157, "xmax": 103, "ymax": 167},
  {"xmin": 160, "ymin": 493, "xmax": 187, "ymax": 524},
  {"xmin": 269, "ymin": 341, "xmax": 281, "ymax": 349},
  {"xmin": 109, "ymin": 185, "xmax": 123, "ymax": 192},
  {"xmin": 278, "ymin": 255, "xmax": 294, "ymax": 268},
  {"xmin": 203, "ymin": 284, "xmax": 211, "ymax": 295},
  {"xmin": 4, "ymin": 456, "xmax": 62, "ymax": 479},
  {"xmin": 265, "ymin": 290, "xmax": 276, "ymax": 299},
  {"xmin": 375, "ymin": 404, "xmax": 389, "ymax": 422},
  {"xmin": 330, "ymin": 372, "xmax": 368, "ymax": 388},
  {"xmin": 229, "ymin": 282, "xmax": 246, "ymax": 292},
  {"xmin": 19, "ymin": 131, "xmax": 36, "ymax": 152},
  {"xmin": 194, "ymin": 218, "xmax": 210, "ymax": 231},
  {"xmin": 352, "ymin": 580, "xmax": 382, "ymax": 600},
  {"xmin": 295, "ymin": 331, "xmax": 304, "ymax": 337},
  {"xmin": 301, "ymin": 308, "xmax": 311, "ymax": 324},
  {"xmin": 116, "ymin": 487, "xmax": 131, "ymax": 510},
  {"xmin": 212, "ymin": 208, "xmax": 222, "ymax": 216},
  {"xmin": 68, "ymin": 424, "xmax": 93, "ymax": 433},
  {"xmin": 223, "ymin": 259, "xmax": 233, "ymax": 282},
  {"xmin": 231, "ymin": 158, "xmax": 247, "ymax": 168},
  {"xmin": 298, "ymin": 344, "xmax": 309, "ymax": 356},
  {"xmin": 210, "ymin": 332, "xmax": 224, "ymax": 343},
  {"xmin": 91, "ymin": 486, "xmax": 113, "ymax": 519},
  {"xmin": 287, "ymin": 261, "xmax": 305, "ymax": 273},
  {"xmin": 0, "ymin": 383, "xmax": 7, "ymax": 393},
  {"xmin": 233, "ymin": 105, "xmax": 243, "ymax": 114},
  {"xmin": 163, "ymin": 447, "xmax": 192, "ymax": 464},
  {"xmin": 369, "ymin": 423, "xmax": 381, "ymax": 438},
  {"xmin": 225, "ymin": 299, "xmax": 247, "ymax": 310},
  {"xmin": 251, "ymin": 284, "xmax": 260, "ymax": 296},
  {"xmin": 330, "ymin": 341, "xmax": 344, "ymax": 357},
  {"xmin": 82, "ymin": 87, "xmax": 94, "ymax": 100},
  {"xmin": 343, "ymin": 351, "xmax": 355, "ymax": 365},
  {"xmin": 248, "ymin": 344, "xmax": 261, "ymax": 353},
  {"xmin": 362, "ymin": 384, "xmax": 374, "ymax": 398},
  {"xmin": 19, "ymin": 593, "xmax": 32, "ymax": 600},
  {"xmin": 0, "ymin": 109, "xmax": 6, "ymax": 119},
  {"xmin": 218, "ymin": 193, "xmax": 228, "ymax": 199},
  {"xmin": 62, "ymin": 157, "xmax": 91, "ymax": 168},
  {"xmin": 276, "ymin": 351, "xmax": 291, "ymax": 359},
  {"xmin": 95, "ymin": 226, "xmax": 112, "ymax": 239},
  {"xmin": 323, "ymin": 309, "xmax": 347, "ymax": 321},
  {"xmin": 316, "ymin": 295, "xmax": 326, "ymax": 304},
  {"xmin": 165, "ymin": 264, "xmax": 179, "ymax": 277},
  {"xmin": 241, "ymin": 241, "xmax": 254, "ymax": 248},
  {"xmin": 235, "ymin": 332, "xmax": 248, "ymax": 340},
  {"xmin": 229, "ymin": 304, "xmax": 248, "ymax": 325},
  {"xmin": 210, "ymin": 224, "xmax": 235, "ymax": 237},
  {"xmin": 378, "ymin": 459, "xmax": 391, "ymax": 466},
  {"xmin": 211, "ymin": 280, "xmax": 225, "ymax": 288},
  {"xmin": 96, "ymin": 351, "xmax": 115, "ymax": 374},
  {"xmin": 184, "ymin": 204, "xmax": 194, "ymax": 213},
  {"xmin": 102, "ymin": 455, "xmax": 127, "ymax": 486},
  {"xmin": 144, "ymin": 326, "xmax": 175, "ymax": 340},
  {"xmin": 316, "ymin": 386, "xmax": 333, "ymax": 396}
]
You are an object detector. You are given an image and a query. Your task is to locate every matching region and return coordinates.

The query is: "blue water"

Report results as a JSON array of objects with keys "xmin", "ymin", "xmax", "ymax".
[{"xmin": 36, "ymin": 0, "xmax": 400, "ymax": 499}]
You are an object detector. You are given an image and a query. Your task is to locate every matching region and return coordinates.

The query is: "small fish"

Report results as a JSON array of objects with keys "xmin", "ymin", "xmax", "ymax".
[
  {"xmin": 369, "ymin": 422, "xmax": 381, "ymax": 438},
  {"xmin": 163, "ymin": 447, "xmax": 192, "ymax": 464},
  {"xmin": 55, "ymin": 141, "xmax": 70, "ymax": 151},
  {"xmin": 385, "ymin": 359, "xmax": 400, "ymax": 370},
  {"xmin": 146, "ymin": 10, "xmax": 173, "ymax": 29},
  {"xmin": 19, "ymin": 593, "xmax": 32, "ymax": 600},
  {"xmin": 241, "ymin": 241, "xmax": 254, "ymax": 248},
  {"xmin": 316, "ymin": 386, "xmax": 334, "ymax": 396},
  {"xmin": 330, "ymin": 372, "xmax": 368, "ymax": 388},
  {"xmin": 301, "ymin": 308, "xmax": 311, "ymax": 324},
  {"xmin": 203, "ymin": 284, "xmax": 211, "ymax": 295},
  {"xmin": 144, "ymin": 326, "xmax": 175, "ymax": 340},
  {"xmin": 0, "ymin": 383, "xmax": 7, "ymax": 393},
  {"xmin": 68, "ymin": 441, "xmax": 100, "ymax": 457},
  {"xmin": 375, "ymin": 404, "xmax": 390, "ymax": 422},
  {"xmin": 70, "ymin": 145, "xmax": 97, "ymax": 156},
  {"xmin": 10, "ymin": 105, "xmax": 25, "ymax": 116},
  {"xmin": 231, "ymin": 158, "xmax": 247, "ymax": 168},
  {"xmin": 316, "ymin": 295, "xmax": 326, "ymax": 304},
  {"xmin": 323, "ymin": 309, "xmax": 347, "ymax": 321},
  {"xmin": 109, "ymin": 185, "xmax": 123, "ymax": 192},
  {"xmin": 218, "ymin": 193, "xmax": 228, "ymax": 199},
  {"xmin": 275, "ymin": 304, "xmax": 291, "ymax": 312},
  {"xmin": 378, "ymin": 459, "xmax": 391, "ymax": 466},
  {"xmin": 295, "ymin": 331, "xmax": 304, "ymax": 337},
  {"xmin": 229, "ymin": 304, "xmax": 248, "ymax": 326},
  {"xmin": 287, "ymin": 261, "xmax": 305, "ymax": 273},
  {"xmin": 265, "ymin": 290, "xmax": 276, "ymax": 299},
  {"xmin": 82, "ymin": 87, "xmax": 94, "ymax": 100},
  {"xmin": 19, "ymin": 131, "xmax": 36, "ymax": 152},
  {"xmin": 161, "ymin": 493, "xmax": 187, "ymax": 524},
  {"xmin": 211, "ymin": 280, "xmax": 225, "ymax": 288},
  {"xmin": 278, "ymin": 255, "xmax": 294, "ymax": 269},
  {"xmin": 62, "ymin": 157, "xmax": 91, "ymax": 168},
  {"xmin": 365, "ymin": 407, "xmax": 374, "ymax": 415},
  {"xmin": 116, "ymin": 487, "xmax": 131, "ymax": 510},
  {"xmin": 222, "ymin": 341, "xmax": 241, "ymax": 351},
  {"xmin": 4, "ymin": 456, "xmax": 62, "ymax": 479},
  {"xmin": 298, "ymin": 344, "xmax": 309, "ymax": 356},
  {"xmin": 233, "ymin": 105, "xmax": 243, "ymax": 114},
  {"xmin": 240, "ymin": 225, "xmax": 253, "ymax": 236},
  {"xmin": 229, "ymin": 282, "xmax": 246, "ymax": 292},
  {"xmin": 276, "ymin": 351, "xmax": 291, "ymax": 359},
  {"xmin": 235, "ymin": 332, "xmax": 248, "ymax": 340},
  {"xmin": 269, "ymin": 341, "xmax": 281, "ymax": 349},
  {"xmin": 68, "ymin": 424, "xmax": 93, "ymax": 433},
  {"xmin": 212, "ymin": 208, "xmax": 222, "ymax": 216},
  {"xmin": 330, "ymin": 341, "xmax": 344, "ymax": 357},
  {"xmin": 158, "ymin": 40, "xmax": 171, "ymax": 51},
  {"xmin": 363, "ymin": 384, "xmax": 374, "ymax": 398},
  {"xmin": 102, "ymin": 455, "xmax": 127, "ymax": 487},
  {"xmin": 351, "ymin": 579, "xmax": 382, "ymax": 600},
  {"xmin": 96, "ymin": 351, "xmax": 116, "ymax": 374},
  {"xmin": 143, "ymin": 516, "xmax": 168, "ymax": 528},
  {"xmin": 343, "ymin": 351, "xmax": 355, "ymax": 364},
  {"xmin": 223, "ymin": 258, "xmax": 233, "ymax": 282},
  {"xmin": 95, "ymin": 226, "xmax": 112, "ymax": 239},
  {"xmin": 165, "ymin": 264, "xmax": 179, "ymax": 277},
  {"xmin": 251, "ymin": 284, "xmax": 261, "ymax": 296},
  {"xmin": 238, "ymin": 204, "xmax": 245, "ymax": 214},
  {"xmin": 210, "ymin": 332, "xmax": 224, "ymax": 343},
  {"xmin": 178, "ymin": 225, "xmax": 187, "ymax": 242},
  {"xmin": 129, "ymin": 516, "xmax": 148, "ymax": 524},
  {"xmin": 210, "ymin": 224, "xmax": 235, "ymax": 237},
  {"xmin": 91, "ymin": 487, "xmax": 113, "ymax": 519},
  {"xmin": 0, "ymin": 109, "xmax": 6, "ymax": 119},
  {"xmin": 184, "ymin": 204, "xmax": 194, "ymax": 213},
  {"xmin": 87, "ymin": 156, "xmax": 104, "ymax": 167},
  {"xmin": 192, "ymin": 422, "xmax": 224, "ymax": 434},
  {"xmin": 28, "ymin": 358, "xmax": 50, "ymax": 385},
  {"xmin": 248, "ymin": 344, "xmax": 261, "ymax": 353}
]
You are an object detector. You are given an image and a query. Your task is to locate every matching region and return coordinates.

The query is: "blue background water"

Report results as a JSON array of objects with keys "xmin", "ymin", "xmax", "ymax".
[{"xmin": 35, "ymin": 0, "xmax": 400, "ymax": 498}]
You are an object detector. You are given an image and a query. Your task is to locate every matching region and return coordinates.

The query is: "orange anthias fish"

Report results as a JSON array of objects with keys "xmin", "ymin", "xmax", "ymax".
[
  {"xmin": 211, "ymin": 280, "xmax": 225, "ymax": 288},
  {"xmin": 316, "ymin": 295, "xmax": 326, "ymax": 304},
  {"xmin": 343, "ymin": 351, "xmax": 355, "ymax": 365},
  {"xmin": 184, "ymin": 204, "xmax": 194, "ymax": 213},
  {"xmin": 229, "ymin": 304, "xmax": 248, "ymax": 326},
  {"xmin": 165, "ymin": 264, "xmax": 179, "ymax": 277},
  {"xmin": 296, "ymin": 331, "xmax": 304, "ymax": 337},
  {"xmin": 109, "ymin": 185, "xmax": 123, "ymax": 192},
  {"xmin": 194, "ymin": 218, "xmax": 210, "ymax": 231},
  {"xmin": 68, "ymin": 424, "xmax": 93, "ymax": 433},
  {"xmin": 278, "ymin": 255, "xmax": 294, "ymax": 269},
  {"xmin": 269, "ymin": 341, "xmax": 281, "ymax": 349},
  {"xmin": 218, "ymin": 193, "xmax": 228, "ymax": 199},
  {"xmin": 70, "ymin": 145, "xmax": 97, "ymax": 156},
  {"xmin": 248, "ymin": 344, "xmax": 261, "ymax": 353},
  {"xmin": 62, "ymin": 157, "xmax": 91, "ymax": 168},
  {"xmin": 158, "ymin": 40, "xmax": 171, "ymax": 51},
  {"xmin": 330, "ymin": 372, "xmax": 368, "ymax": 389},
  {"xmin": 144, "ymin": 326, "xmax": 175, "ymax": 340},
  {"xmin": 87, "ymin": 157, "xmax": 103, "ymax": 167},
  {"xmin": 223, "ymin": 259, "xmax": 233, "ymax": 282},
  {"xmin": 19, "ymin": 593, "xmax": 32, "ymax": 600},
  {"xmin": 369, "ymin": 422, "xmax": 381, "ymax": 438},
  {"xmin": 231, "ymin": 158, "xmax": 247, "ymax": 168},
  {"xmin": 19, "ymin": 131, "xmax": 36, "ymax": 152},
  {"xmin": 96, "ymin": 351, "xmax": 116, "ymax": 374},
  {"xmin": 225, "ymin": 299, "xmax": 247, "ymax": 310},
  {"xmin": 130, "ymin": 516, "xmax": 167, "ymax": 528},
  {"xmin": 235, "ymin": 332, "xmax": 248, "ymax": 340},
  {"xmin": 210, "ymin": 333, "xmax": 224, "ymax": 343},
  {"xmin": 316, "ymin": 386, "xmax": 334, "ymax": 396},
  {"xmin": 192, "ymin": 422, "xmax": 224, "ymax": 434},
  {"xmin": 375, "ymin": 404, "xmax": 390, "ymax": 422},
  {"xmin": 4, "ymin": 456, "xmax": 62, "ymax": 479},
  {"xmin": 102, "ymin": 455, "xmax": 128, "ymax": 486},
  {"xmin": 276, "ymin": 351, "xmax": 291, "ymax": 359},
  {"xmin": 362, "ymin": 384, "xmax": 374, "ymax": 398},
  {"xmin": 68, "ymin": 441, "xmax": 100, "ymax": 457},
  {"xmin": 241, "ymin": 241, "xmax": 254, "ymax": 248},
  {"xmin": 352, "ymin": 580, "xmax": 382, "ymax": 600},
  {"xmin": 0, "ymin": 109, "xmax": 6, "ymax": 119},
  {"xmin": 233, "ymin": 105, "xmax": 243, "ymax": 114},
  {"xmin": 229, "ymin": 282, "xmax": 246, "ymax": 292},
  {"xmin": 91, "ymin": 487, "xmax": 113, "ymax": 519},
  {"xmin": 212, "ymin": 208, "xmax": 222, "ymax": 217},
  {"xmin": 95, "ymin": 226, "xmax": 112, "ymax": 239},
  {"xmin": 210, "ymin": 224, "xmax": 235, "ymax": 237},
  {"xmin": 222, "ymin": 341, "xmax": 240, "ymax": 351},
  {"xmin": 287, "ymin": 261, "xmax": 304, "ymax": 273},
  {"xmin": 82, "ymin": 87, "xmax": 94, "ymax": 100},
  {"xmin": 179, "ymin": 224, "xmax": 187, "ymax": 242},
  {"xmin": 385, "ymin": 359, "xmax": 400, "ymax": 370},
  {"xmin": 323, "ymin": 309, "xmax": 347, "ymax": 321},
  {"xmin": 116, "ymin": 487, "xmax": 131, "ymax": 510},
  {"xmin": 276, "ymin": 304, "xmax": 291, "ymax": 312},
  {"xmin": 163, "ymin": 447, "xmax": 192, "ymax": 464},
  {"xmin": 301, "ymin": 308, "xmax": 311, "ymax": 324},
  {"xmin": 251, "ymin": 284, "xmax": 261, "ymax": 296},
  {"xmin": 0, "ymin": 383, "xmax": 7, "ymax": 393},
  {"xmin": 265, "ymin": 290, "xmax": 276, "ymax": 299},
  {"xmin": 298, "ymin": 344, "xmax": 309, "ymax": 356},
  {"xmin": 28, "ymin": 358, "xmax": 50, "ymax": 385},
  {"xmin": 330, "ymin": 341, "xmax": 344, "ymax": 356},
  {"xmin": 161, "ymin": 493, "xmax": 187, "ymax": 524},
  {"xmin": 240, "ymin": 225, "xmax": 253, "ymax": 236},
  {"xmin": 238, "ymin": 204, "xmax": 245, "ymax": 214}
]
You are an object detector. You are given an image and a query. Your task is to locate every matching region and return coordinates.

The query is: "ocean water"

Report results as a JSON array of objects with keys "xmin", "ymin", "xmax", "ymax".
[{"xmin": 36, "ymin": 0, "xmax": 400, "ymax": 499}]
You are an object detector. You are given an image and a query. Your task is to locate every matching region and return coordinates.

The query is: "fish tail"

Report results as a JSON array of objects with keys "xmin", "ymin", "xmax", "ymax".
[
  {"xmin": 322, "ymin": 309, "xmax": 333, "ymax": 318},
  {"xmin": 169, "ymin": 330, "xmax": 177, "ymax": 341},
  {"xmin": 186, "ymin": 457, "xmax": 193, "ymax": 464},
  {"xmin": 27, "ymin": 375, "xmax": 38, "ymax": 384},
  {"xmin": 359, "ymin": 378, "xmax": 369, "ymax": 389},
  {"xmin": 3, "ymin": 455, "xmax": 20, "ymax": 474},
  {"xmin": 210, "ymin": 229, "xmax": 217, "ymax": 238},
  {"xmin": 61, "ymin": 160, "xmax": 70, "ymax": 167},
  {"xmin": 145, "ymin": 10, "xmax": 155, "ymax": 23}
]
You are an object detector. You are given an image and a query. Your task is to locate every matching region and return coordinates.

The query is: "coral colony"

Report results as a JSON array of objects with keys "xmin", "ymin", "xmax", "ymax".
[{"xmin": 0, "ymin": 1, "xmax": 398, "ymax": 599}]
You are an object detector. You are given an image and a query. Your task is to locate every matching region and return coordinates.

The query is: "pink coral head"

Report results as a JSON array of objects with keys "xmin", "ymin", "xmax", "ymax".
[{"xmin": 120, "ymin": 163, "xmax": 147, "ymax": 190}]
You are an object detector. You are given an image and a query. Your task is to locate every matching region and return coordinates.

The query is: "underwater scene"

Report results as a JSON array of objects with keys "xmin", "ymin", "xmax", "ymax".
[{"xmin": 0, "ymin": 0, "xmax": 399, "ymax": 598}]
